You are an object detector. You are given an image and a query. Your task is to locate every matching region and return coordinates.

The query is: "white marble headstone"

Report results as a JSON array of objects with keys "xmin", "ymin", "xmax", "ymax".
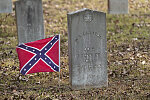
[
  {"xmin": 108, "ymin": 0, "xmax": 128, "ymax": 14},
  {"xmin": 67, "ymin": 8, "xmax": 108, "ymax": 89},
  {"xmin": 0, "ymin": 0, "xmax": 12, "ymax": 13},
  {"xmin": 15, "ymin": 0, "xmax": 45, "ymax": 44}
]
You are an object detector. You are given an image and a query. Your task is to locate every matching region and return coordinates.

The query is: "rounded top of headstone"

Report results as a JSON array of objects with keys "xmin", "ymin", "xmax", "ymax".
[{"xmin": 67, "ymin": 8, "xmax": 105, "ymax": 15}]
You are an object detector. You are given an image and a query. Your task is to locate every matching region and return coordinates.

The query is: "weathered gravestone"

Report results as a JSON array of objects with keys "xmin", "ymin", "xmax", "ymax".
[
  {"xmin": 67, "ymin": 8, "xmax": 108, "ymax": 89},
  {"xmin": 108, "ymin": 0, "xmax": 128, "ymax": 14},
  {"xmin": 0, "ymin": 0, "xmax": 12, "ymax": 13},
  {"xmin": 15, "ymin": 0, "xmax": 45, "ymax": 44}
]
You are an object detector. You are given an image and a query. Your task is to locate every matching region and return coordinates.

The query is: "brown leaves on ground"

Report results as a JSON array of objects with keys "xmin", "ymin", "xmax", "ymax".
[{"xmin": 0, "ymin": 0, "xmax": 150, "ymax": 99}]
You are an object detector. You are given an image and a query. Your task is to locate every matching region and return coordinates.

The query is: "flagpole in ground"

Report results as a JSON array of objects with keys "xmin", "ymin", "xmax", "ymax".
[
  {"xmin": 59, "ymin": 70, "xmax": 60, "ymax": 87},
  {"xmin": 58, "ymin": 34, "xmax": 61, "ymax": 88}
]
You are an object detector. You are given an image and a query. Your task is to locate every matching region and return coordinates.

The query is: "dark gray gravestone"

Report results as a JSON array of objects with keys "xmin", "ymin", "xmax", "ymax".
[
  {"xmin": 108, "ymin": 0, "xmax": 128, "ymax": 14},
  {"xmin": 67, "ymin": 8, "xmax": 108, "ymax": 89},
  {"xmin": 0, "ymin": 0, "xmax": 12, "ymax": 13},
  {"xmin": 15, "ymin": 0, "xmax": 45, "ymax": 44}
]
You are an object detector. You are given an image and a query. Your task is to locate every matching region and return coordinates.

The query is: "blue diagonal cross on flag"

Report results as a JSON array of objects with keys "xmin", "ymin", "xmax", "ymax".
[{"xmin": 16, "ymin": 35, "xmax": 60, "ymax": 75}]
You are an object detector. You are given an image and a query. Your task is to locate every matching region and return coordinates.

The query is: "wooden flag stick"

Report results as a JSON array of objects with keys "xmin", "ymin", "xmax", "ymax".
[
  {"xmin": 59, "ymin": 71, "xmax": 61, "ymax": 87},
  {"xmin": 59, "ymin": 34, "xmax": 61, "ymax": 88}
]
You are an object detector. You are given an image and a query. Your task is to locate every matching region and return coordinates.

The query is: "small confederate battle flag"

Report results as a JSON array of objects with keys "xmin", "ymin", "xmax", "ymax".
[{"xmin": 16, "ymin": 35, "xmax": 60, "ymax": 75}]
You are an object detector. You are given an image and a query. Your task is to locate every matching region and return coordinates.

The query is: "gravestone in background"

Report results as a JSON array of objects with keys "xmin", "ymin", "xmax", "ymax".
[
  {"xmin": 67, "ymin": 8, "xmax": 108, "ymax": 89},
  {"xmin": 0, "ymin": 0, "xmax": 12, "ymax": 13},
  {"xmin": 15, "ymin": 0, "xmax": 45, "ymax": 44},
  {"xmin": 108, "ymin": 0, "xmax": 128, "ymax": 14}
]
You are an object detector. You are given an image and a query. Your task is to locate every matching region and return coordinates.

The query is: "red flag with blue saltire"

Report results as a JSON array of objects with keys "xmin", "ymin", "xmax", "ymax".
[{"xmin": 16, "ymin": 35, "xmax": 60, "ymax": 75}]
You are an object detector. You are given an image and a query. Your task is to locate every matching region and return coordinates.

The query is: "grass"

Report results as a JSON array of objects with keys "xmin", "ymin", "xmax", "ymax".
[{"xmin": 0, "ymin": 0, "xmax": 150, "ymax": 99}]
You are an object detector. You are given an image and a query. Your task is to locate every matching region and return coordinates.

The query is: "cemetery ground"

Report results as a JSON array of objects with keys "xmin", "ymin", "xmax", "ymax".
[{"xmin": 0, "ymin": 0, "xmax": 150, "ymax": 99}]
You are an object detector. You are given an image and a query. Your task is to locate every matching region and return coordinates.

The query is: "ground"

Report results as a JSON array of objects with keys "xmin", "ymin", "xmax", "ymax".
[{"xmin": 0, "ymin": 0, "xmax": 150, "ymax": 99}]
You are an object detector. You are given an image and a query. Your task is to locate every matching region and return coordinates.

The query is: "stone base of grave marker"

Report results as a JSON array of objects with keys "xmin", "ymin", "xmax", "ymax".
[{"xmin": 68, "ymin": 8, "xmax": 108, "ymax": 90}]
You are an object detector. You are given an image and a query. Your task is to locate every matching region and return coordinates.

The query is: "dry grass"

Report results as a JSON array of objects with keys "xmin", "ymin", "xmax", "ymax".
[{"xmin": 0, "ymin": 0, "xmax": 150, "ymax": 99}]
